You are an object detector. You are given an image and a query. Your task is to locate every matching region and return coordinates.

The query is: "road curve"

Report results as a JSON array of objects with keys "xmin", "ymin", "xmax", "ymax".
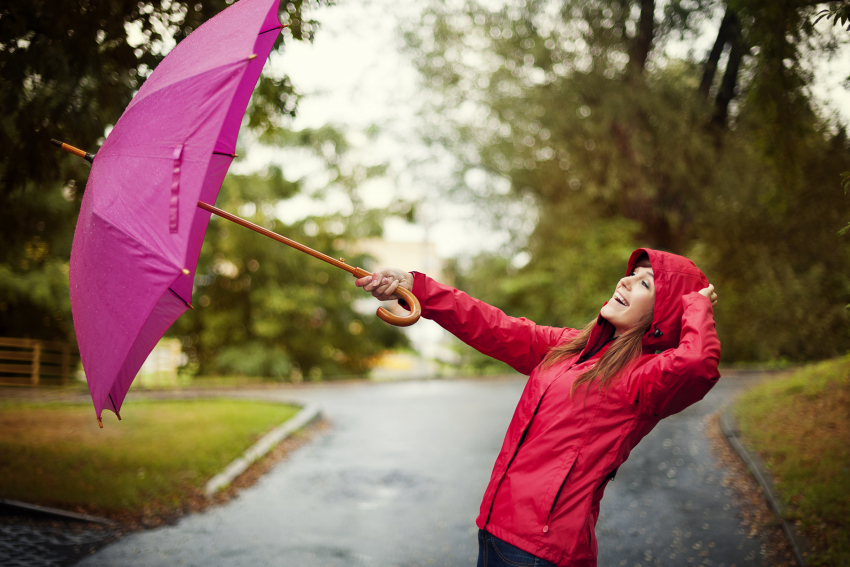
[{"xmin": 78, "ymin": 374, "xmax": 765, "ymax": 567}]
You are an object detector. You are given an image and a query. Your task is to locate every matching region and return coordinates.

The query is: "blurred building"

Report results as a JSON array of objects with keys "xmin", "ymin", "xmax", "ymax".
[
  {"xmin": 353, "ymin": 238, "xmax": 459, "ymax": 378},
  {"xmin": 135, "ymin": 338, "xmax": 187, "ymax": 388},
  {"xmin": 356, "ymin": 238, "xmax": 447, "ymax": 284}
]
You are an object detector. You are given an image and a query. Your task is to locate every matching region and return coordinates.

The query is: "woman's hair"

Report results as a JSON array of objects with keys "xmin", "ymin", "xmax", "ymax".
[{"xmin": 541, "ymin": 254, "xmax": 654, "ymax": 396}]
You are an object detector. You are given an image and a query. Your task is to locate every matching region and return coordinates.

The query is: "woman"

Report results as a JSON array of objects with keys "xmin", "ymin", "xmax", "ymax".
[{"xmin": 355, "ymin": 248, "xmax": 720, "ymax": 567}]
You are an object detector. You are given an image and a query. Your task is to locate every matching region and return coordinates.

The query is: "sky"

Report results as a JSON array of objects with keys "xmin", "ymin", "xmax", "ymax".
[
  {"xmin": 237, "ymin": 0, "xmax": 850, "ymax": 262},
  {"xmin": 239, "ymin": 0, "xmax": 519, "ymax": 261}
]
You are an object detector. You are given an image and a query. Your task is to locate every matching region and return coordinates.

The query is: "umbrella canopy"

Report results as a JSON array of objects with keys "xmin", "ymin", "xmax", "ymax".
[{"xmin": 70, "ymin": 0, "xmax": 283, "ymax": 425}]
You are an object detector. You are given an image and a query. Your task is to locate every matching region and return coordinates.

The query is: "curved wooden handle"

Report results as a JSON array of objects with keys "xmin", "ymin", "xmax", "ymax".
[
  {"xmin": 377, "ymin": 285, "xmax": 422, "ymax": 327},
  {"xmin": 351, "ymin": 268, "xmax": 421, "ymax": 327}
]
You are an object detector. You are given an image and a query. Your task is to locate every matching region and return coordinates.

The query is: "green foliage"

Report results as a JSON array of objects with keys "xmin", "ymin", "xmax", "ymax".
[
  {"xmin": 1, "ymin": 0, "xmax": 408, "ymax": 379},
  {"xmin": 735, "ymin": 357, "xmax": 850, "ymax": 565},
  {"xmin": 407, "ymin": 0, "xmax": 850, "ymax": 362},
  {"xmin": 815, "ymin": 2, "xmax": 850, "ymax": 31},
  {"xmin": 695, "ymin": 125, "xmax": 850, "ymax": 361},
  {"xmin": 169, "ymin": 127, "xmax": 407, "ymax": 379},
  {"xmin": 0, "ymin": 0, "xmax": 322, "ymax": 341}
]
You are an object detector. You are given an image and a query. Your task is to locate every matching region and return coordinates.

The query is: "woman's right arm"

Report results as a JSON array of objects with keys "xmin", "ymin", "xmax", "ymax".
[
  {"xmin": 626, "ymin": 290, "xmax": 721, "ymax": 419},
  {"xmin": 356, "ymin": 269, "xmax": 577, "ymax": 375}
]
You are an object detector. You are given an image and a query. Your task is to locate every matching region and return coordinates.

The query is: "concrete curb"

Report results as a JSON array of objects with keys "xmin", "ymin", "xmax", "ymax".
[
  {"xmin": 720, "ymin": 408, "xmax": 811, "ymax": 566},
  {"xmin": 204, "ymin": 404, "xmax": 322, "ymax": 498},
  {"xmin": 0, "ymin": 498, "xmax": 116, "ymax": 525}
]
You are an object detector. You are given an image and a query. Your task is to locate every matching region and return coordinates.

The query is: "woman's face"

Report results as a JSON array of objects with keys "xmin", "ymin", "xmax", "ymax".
[{"xmin": 600, "ymin": 264, "xmax": 656, "ymax": 336}]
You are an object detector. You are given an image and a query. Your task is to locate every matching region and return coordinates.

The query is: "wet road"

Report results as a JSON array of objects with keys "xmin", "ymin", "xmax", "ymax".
[{"xmin": 78, "ymin": 375, "xmax": 764, "ymax": 567}]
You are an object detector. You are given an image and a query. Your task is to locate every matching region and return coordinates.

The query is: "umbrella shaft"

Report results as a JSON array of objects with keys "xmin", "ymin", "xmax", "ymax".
[{"xmin": 196, "ymin": 201, "xmax": 367, "ymax": 278}]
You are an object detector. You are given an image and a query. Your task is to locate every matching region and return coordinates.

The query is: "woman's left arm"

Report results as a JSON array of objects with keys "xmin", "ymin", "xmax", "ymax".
[{"xmin": 628, "ymin": 288, "xmax": 721, "ymax": 419}]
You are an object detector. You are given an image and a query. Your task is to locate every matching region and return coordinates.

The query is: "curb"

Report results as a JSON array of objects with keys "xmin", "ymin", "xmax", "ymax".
[
  {"xmin": 0, "ymin": 498, "xmax": 116, "ymax": 526},
  {"xmin": 204, "ymin": 404, "xmax": 322, "ymax": 498},
  {"xmin": 720, "ymin": 408, "xmax": 811, "ymax": 566}
]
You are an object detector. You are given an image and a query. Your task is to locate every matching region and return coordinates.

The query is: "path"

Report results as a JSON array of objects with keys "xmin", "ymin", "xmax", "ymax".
[{"xmin": 73, "ymin": 373, "xmax": 766, "ymax": 567}]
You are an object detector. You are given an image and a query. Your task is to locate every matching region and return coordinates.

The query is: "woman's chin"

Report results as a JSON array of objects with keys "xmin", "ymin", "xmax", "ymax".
[{"xmin": 600, "ymin": 304, "xmax": 620, "ymax": 322}]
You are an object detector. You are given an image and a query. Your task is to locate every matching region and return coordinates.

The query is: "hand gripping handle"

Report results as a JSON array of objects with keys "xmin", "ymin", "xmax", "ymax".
[{"xmin": 352, "ymin": 268, "xmax": 422, "ymax": 327}]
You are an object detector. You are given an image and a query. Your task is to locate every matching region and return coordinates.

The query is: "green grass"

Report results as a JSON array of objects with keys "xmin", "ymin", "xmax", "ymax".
[
  {"xmin": 735, "ymin": 356, "xmax": 850, "ymax": 566},
  {"xmin": 0, "ymin": 399, "xmax": 299, "ymax": 514}
]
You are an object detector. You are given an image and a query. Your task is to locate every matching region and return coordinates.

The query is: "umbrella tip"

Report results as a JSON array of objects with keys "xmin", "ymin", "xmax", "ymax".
[
  {"xmin": 97, "ymin": 417, "xmax": 103, "ymax": 428},
  {"xmin": 50, "ymin": 139, "xmax": 62, "ymax": 147},
  {"xmin": 116, "ymin": 411, "xmax": 122, "ymax": 421},
  {"xmin": 182, "ymin": 268, "xmax": 190, "ymax": 275},
  {"xmin": 248, "ymin": 54, "xmax": 257, "ymax": 60}
]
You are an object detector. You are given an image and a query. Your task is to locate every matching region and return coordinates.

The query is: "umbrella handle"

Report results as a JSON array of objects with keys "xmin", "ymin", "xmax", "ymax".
[
  {"xmin": 197, "ymin": 201, "xmax": 422, "ymax": 327},
  {"xmin": 50, "ymin": 139, "xmax": 95, "ymax": 163},
  {"xmin": 350, "ymin": 268, "xmax": 422, "ymax": 327}
]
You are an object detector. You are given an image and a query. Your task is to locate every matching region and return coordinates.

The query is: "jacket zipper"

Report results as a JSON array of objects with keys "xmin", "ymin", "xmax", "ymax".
[
  {"xmin": 542, "ymin": 367, "xmax": 612, "ymax": 529},
  {"xmin": 487, "ymin": 357, "xmax": 583, "ymax": 526},
  {"xmin": 493, "ymin": 350, "xmax": 612, "ymax": 529},
  {"xmin": 484, "ymin": 393, "xmax": 546, "ymax": 526}
]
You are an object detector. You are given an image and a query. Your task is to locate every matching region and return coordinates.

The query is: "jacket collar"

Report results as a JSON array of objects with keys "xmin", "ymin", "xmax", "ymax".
[{"xmin": 576, "ymin": 312, "xmax": 616, "ymax": 363}]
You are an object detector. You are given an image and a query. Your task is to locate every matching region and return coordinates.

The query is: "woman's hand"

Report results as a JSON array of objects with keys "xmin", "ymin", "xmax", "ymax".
[
  {"xmin": 699, "ymin": 284, "xmax": 718, "ymax": 308},
  {"xmin": 355, "ymin": 268, "xmax": 414, "ymax": 301}
]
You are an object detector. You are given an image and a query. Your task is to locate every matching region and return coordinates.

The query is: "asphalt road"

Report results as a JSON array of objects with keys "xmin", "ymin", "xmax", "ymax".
[{"xmin": 77, "ymin": 374, "xmax": 764, "ymax": 567}]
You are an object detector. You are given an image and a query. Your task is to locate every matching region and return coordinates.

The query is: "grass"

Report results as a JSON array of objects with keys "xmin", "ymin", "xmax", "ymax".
[
  {"xmin": 735, "ymin": 355, "xmax": 850, "ymax": 566},
  {"xmin": 0, "ymin": 399, "xmax": 299, "ymax": 515}
]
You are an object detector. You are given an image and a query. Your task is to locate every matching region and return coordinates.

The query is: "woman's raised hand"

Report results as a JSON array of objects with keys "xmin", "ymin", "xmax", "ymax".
[
  {"xmin": 699, "ymin": 284, "xmax": 718, "ymax": 308},
  {"xmin": 355, "ymin": 268, "xmax": 414, "ymax": 302}
]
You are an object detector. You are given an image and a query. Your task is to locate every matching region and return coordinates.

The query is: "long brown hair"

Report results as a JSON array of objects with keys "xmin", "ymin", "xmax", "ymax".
[{"xmin": 541, "ymin": 256, "xmax": 654, "ymax": 396}]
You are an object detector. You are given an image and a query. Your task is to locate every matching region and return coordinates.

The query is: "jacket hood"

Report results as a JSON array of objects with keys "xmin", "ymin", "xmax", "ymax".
[
  {"xmin": 626, "ymin": 248, "xmax": 708, "ymax": 351},
  {"xmin": 586, "ymin": 248, "xmax": 708, "ymax": 356}
]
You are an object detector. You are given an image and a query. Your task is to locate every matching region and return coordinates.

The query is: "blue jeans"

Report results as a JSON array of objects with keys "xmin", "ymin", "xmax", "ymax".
[{"xmin": 477, "ymin": 529, "xmax": 557, "ymax": 567}]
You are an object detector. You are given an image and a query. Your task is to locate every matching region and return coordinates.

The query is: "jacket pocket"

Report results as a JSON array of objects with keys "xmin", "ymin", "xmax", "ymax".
[
  {"xmin": 587, "ymin": 521, "xmax": 597, "ymax": 556},
  {"xmin": 539, "ymin": 452, "xmax": 578, "ymax": 526}
]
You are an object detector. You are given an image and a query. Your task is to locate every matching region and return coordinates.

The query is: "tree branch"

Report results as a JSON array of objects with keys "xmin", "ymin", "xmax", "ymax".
[
  {"xmin": 713, "ymin": 14, "xmax": 745, "ymax": 126},
  {"xmin": 700, "ymin": 8, "xmax": 737, "ymax": 99}
]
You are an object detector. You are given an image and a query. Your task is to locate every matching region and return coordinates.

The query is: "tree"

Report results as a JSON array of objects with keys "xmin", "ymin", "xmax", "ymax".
[
  {"xmin": 168, "ymin": 125, "xmax": 409, "ymax": 379},
  {"xmin": 1, "ymin": 0, "xmax": 412, "ymax": 378},
  {"xmin": 0, "ymin": 0, "xmax": 314, "ymax": 341},
  {"xmin": 406, "ymin": 0, "xmax": 850, "ymax": 361}
]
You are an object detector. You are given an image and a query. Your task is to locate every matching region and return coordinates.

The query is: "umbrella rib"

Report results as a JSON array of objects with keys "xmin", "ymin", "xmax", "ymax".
[
  {"xmin": 81, "ymin": 208, "xmax": 195, "ymax": 324},
  {"xmin": 258, "ymin": 24, "xmax": 286, "ymax": 35},
  {"xmin": 108, "ymin": 393, "xmax": 122, "ymax": 420},
  {"xmin": 89, "ymin": 208, "xmax": 186, "ymax": 275},
  {"xmin": 168, "ymin": 287, "xmax": 194, "ymax": 310}
]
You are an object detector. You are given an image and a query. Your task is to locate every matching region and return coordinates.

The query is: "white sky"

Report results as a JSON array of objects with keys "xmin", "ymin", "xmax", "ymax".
[{"xmin": 240, "ymin": 0, "xmax": 850, "ymax": 261}]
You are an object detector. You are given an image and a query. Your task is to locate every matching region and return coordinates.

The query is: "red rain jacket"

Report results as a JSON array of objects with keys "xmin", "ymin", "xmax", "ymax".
[{"xmin": 410, "ymin": 248, "xmax": 720, "ymax": 567}]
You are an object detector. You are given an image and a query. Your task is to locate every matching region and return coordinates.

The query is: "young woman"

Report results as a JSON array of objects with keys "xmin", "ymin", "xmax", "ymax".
[{"xmin": 355, "ymin": 248, "xmax": 720, "ymax": 567}]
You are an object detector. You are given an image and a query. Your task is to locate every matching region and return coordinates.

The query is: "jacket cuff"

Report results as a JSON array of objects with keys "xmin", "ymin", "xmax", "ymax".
[
  {"xmin": 397, "ymin": 271, "xmax": 424, "ymax": 311},
  {"xmin": 682, "ymin": 291, "xmax": 711, "ymax": 311}
]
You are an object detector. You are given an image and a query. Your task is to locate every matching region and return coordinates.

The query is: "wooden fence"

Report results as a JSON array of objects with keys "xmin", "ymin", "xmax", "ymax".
[{"xmin": 0, "ymin": 337, "xmax": 79, "ymax": 386}]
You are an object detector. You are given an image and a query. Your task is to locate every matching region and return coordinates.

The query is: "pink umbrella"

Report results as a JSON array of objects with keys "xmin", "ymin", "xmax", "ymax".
[{"xmin": 54, "ymin": 0, "xmax": 420, "ymax": 427}]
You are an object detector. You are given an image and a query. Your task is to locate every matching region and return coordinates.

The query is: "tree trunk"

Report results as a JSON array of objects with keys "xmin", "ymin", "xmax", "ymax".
[
  {"xmin": 713, "ymin": 15, "xmax": 744, "ymax": 126},
  {"xmin": 631, "ymin": 0, "xmax": 656, "ymax": 73},
  {"xmin": 699, "ymin": 9, "xmax": 737, "ymax": 99}
]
